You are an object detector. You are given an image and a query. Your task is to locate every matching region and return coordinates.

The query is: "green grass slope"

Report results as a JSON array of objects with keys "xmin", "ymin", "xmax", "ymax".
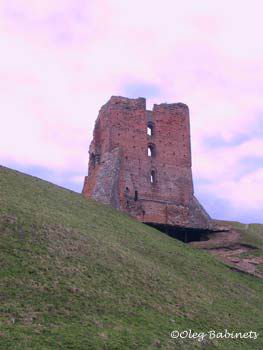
[{"xmin": 0, "ymin": 165, "xmax": 263, "ymax": 350}]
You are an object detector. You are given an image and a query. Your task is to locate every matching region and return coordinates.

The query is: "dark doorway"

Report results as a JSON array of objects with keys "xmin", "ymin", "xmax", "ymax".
[{"xmin": 145, "ymin": 223, "xmax": 210, "ymax": 243}]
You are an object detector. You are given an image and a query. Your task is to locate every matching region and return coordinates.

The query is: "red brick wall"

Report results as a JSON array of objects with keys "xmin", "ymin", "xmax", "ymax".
[{"xmin": 83, "ymin": 96, "xmax": 211, "ymax": 229}]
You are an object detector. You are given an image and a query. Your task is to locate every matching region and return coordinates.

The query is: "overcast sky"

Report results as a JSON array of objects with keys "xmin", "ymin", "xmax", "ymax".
[{"xmin": 0, "ymin": 0, "xmax": 262, "ymax": 223}]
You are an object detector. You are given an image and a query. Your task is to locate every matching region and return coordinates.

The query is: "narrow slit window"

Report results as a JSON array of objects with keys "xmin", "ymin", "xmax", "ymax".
[
  {"xmin": 148, "ymin": 144, "xmax": 155, "ymax": 157},
  {"xmin": 150, "ymin": 170, "xmax": 156, "ymax": 184},
  {"xmin": 147, "ymin": 126, "xmax": 152, "ymax": 135},
  {"xmin": 147, "ymin": 123, "xmax": 154, "ymax": 136},
  {"xmin": 134, "ymin": 191, "xmax": 138, "ymax": 201},
  {"xmin": 148, "ymin": 146, "xmax": 152, "ymax": 157},
  {"xmin": 90, "ymin": 153, "xmax": 96, "ymax": 168}
]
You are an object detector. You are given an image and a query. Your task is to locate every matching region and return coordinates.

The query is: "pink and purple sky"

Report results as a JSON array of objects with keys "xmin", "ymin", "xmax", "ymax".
[{"xmin": 0, "ymin": 0, "xmax": 262, "ymax": 223}]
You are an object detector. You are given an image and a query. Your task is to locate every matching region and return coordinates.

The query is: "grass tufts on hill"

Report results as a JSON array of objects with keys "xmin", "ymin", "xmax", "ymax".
[{"xmin": 0, "ymin": 165, "xmax": 263, "ymax": 350}]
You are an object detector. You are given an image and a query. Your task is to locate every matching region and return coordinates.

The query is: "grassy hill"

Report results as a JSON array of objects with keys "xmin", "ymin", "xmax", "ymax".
[{"xmin": 0, "ymin": 165, "xmax": 263, "ymax": 350}]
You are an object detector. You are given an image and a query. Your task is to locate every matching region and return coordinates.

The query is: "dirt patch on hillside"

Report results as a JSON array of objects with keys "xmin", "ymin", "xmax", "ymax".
[{"xmin": 191, "ymin": 226, "xmax": 263, "ymax": 279}]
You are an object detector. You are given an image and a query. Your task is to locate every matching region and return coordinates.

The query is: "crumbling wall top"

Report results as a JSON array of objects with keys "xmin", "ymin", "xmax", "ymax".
[
  {"xmin": 101, "ymin": 96, "xmax": 146, "ymax": 112},
  {"xmin": 153, "ymin": 102, "xmax": 189, "ymax": 114},
  {"xmin": 100, "ymin": 96, "xmax": 189, "ymax": 115}
]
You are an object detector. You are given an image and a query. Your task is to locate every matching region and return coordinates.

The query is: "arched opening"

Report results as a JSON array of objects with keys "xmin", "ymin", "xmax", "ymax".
[
  {"xmin": 148, "ymin": 144, "xmax": 156, "ymax": 157},
  {"xmin": 150, "ymin": 170, "xmax": 156, "ymax": 184},
  {"xmin": 134, "ymin": 191, "xmax": 138, "ymax": 201},
  {"xmin": 147, "ymin": 122, "xmax": 154, "ymax": 136},
  {"xmin": 148, "ymin": 147, "xmax": 152, "ymax": 157}
]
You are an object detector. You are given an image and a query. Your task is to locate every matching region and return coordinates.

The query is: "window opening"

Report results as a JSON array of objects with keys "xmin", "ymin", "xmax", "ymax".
[
  {"xmin": 148, "ymin": 144, "xmax": 155, "ymax": 157},
  {"xmin": 150, "ymin": 170, "xmax": 156, "ymax": 184},
  {"xmin": 147, "ymin": 122, "xmax": 154, "ymax": 136}
]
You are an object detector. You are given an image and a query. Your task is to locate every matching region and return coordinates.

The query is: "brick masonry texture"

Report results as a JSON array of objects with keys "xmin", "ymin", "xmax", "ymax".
[{"xmin": 82, "ymin": 96, "xmax": 212, "ymax": 230}]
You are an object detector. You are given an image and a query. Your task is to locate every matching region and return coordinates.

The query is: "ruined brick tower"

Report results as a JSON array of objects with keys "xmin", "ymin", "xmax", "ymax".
[{"xmin": 83, "ymin": 96, "xmax": 212, "ymax": 236}]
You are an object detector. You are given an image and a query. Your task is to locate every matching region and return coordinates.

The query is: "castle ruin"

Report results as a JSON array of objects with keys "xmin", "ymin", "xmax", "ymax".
[{"xmin": 82, "ymin": 96, "xmax": 214, "ymax": 241}]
